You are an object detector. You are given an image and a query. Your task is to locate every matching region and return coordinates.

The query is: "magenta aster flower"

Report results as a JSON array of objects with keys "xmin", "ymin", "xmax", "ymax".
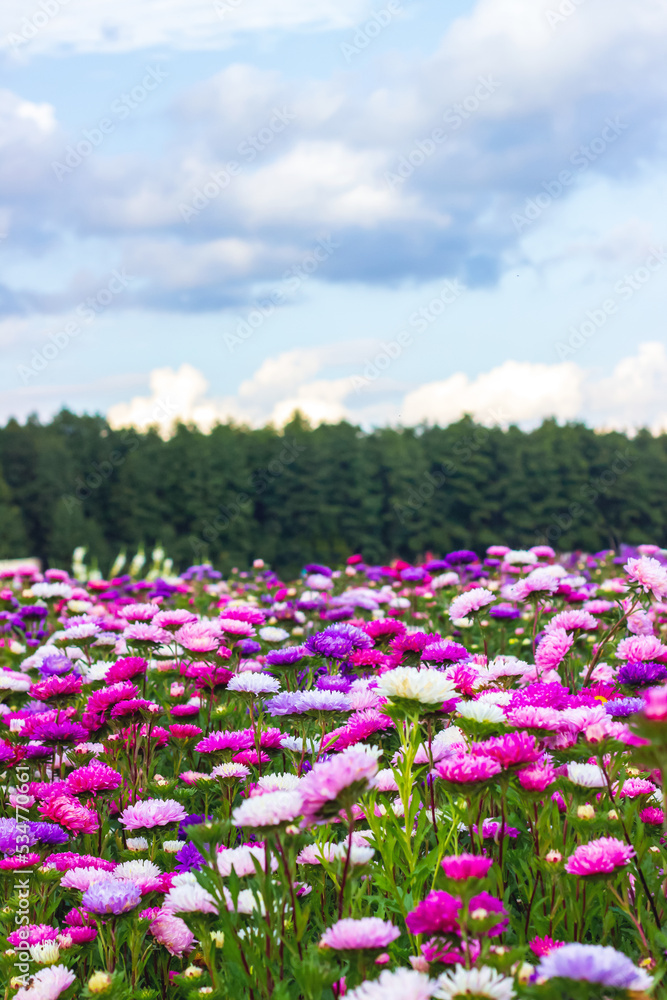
[
  {"xmin": 518, "ymin": 761, "xmax": 556, "ymax": 791},
  {"xmin": 7, "ymin": 924, "xmax": 60, "ymax": 947},
  {"xmin": 105, "ymin": 657, "xmax": 148, "ymax": 684},
  {"xmin": 195, "ymin": 729, "xmax": 254, "ymax": 754},
  {"xmin": 119, "ymin": 798, "xmax": 187, "ymax": 831},
  {"xmin": 436, "ymin": 755, "xmax": 502, "ymax": 785},
  {"xmin": 619, "ymin": 777, "xmax": 657, "ymax": 798},
  {"xmin": 406, "ymin": 890, "xmax": 461, "ymax": 935},
  {"xmin": 86, "ymin": 681, "xmax": 140, "ymax": 715},
  {"xmin": 564, "ymin": 836, "xmax": 634, "ymax": 876},
  {"xmin": 38, "ymin": 795, "xmax": 99, "ymax": 834},
  {"xmin": 319, "ymin": 917, "xmax": 400, "ymax": 950},
  {"xmin": 44, "ymin": 852, "xmax": 116, "ymax": 872},
  {"xmin": 640, "ymin": 806, "xmax": 664, "ymax": 824},
  {"xmin": 300, "ymin": 748, "xmax": 378, "ymax": 823},
  {"xmin": 472, "ymin": 733, "xmax": 541, "ymax": 768},
  {"xmin": 66, "ymin": 762, "xmax": 122, "ymax": 795},
  {"xmin": 29, "ymin": 674, "xmax": 82, "ymax": 699},
  {"xmin": 441, "ymin": 853, "xmax": 493, "ymax": 881},
  {"xmin": 643, "ymin": 684, "xmax": 667, "ymax": 720}
]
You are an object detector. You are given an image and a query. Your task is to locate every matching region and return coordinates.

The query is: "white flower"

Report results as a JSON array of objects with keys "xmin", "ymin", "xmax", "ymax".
[
  {"xmin": 255, "ymin": 772, "xmax": 302, "ymax": 792},
  {"xmin": 164, "ymin": 873, "xmax": 218, "ymax": 914},
  {"xmin": 457, "ymin": 700, "xmax": 506, "ymax": 724},
  {"xmin": 163, "ymin": 840, "xmax": 186, "ymax": 853},
  {"xmin": 216, "ymin": 844, "xmax": 279, "ymax": 877},
  {"xmin": 29, "ymin": 942, "xmax": 61, "ymax": 965},
  {"xmin": 345, "ymin": 968, "xmax": 435, "ymax": 1000},
  {"xmin": 280, "ymin": 735, "xmax": 319, "ymax": 753},
  {"xmin": 232, "ymin": 789, "xmax": 303, "ymax": 828},
  {"xmin": 503, "ymin": 550, "xmax": 538, "ymax": 565},
  {"xmin": 62, "ymin": 623, "xmax": 101, "ymax": 640},
  {"xmin": 566, "ymin": 762, "xmax": 607, "ymax": 788},
  {"xmin": 60, "ymin": 867, "xmax": 116, "ymax": 891},
  {"xmin": 126, "ymin": 837, "xmax": 149, "ymax": 851},
  {"xmin": 227, "ymin": 673, "xmax": 280, "ymax": 695},
  {"xmin": 475, "ymin": 690, "xmax": 513, "ymax": 706},
  {"xmin": 30, "ymin": 582, "xmax": 73, "ymax": 599},
  {"xmin": 80, "ymin": 661, "xmax": 110, "ymax": 683},
  {"xmin": 114, "ymin": 859, "xmax": 162, "ymax": 886},
  {"xmin": 434, "ymin": 964, "xmax": 515, "ymax": 1000},
  {"xmin": 379, "ymin": 667, "xmax": 456, "ymax": 706},
  {"xmin": 0, "ymin": 670, "xmax": 31, "ymax": 692},
  {"xmin": 210, "ymin": 762, "xmax": 251, "ymax": 780},
  {"xmin": 224, "ymin": 887, "xmax": 265, "ymax": 914},
  {"xmin": 259, "ymin": 626, "xmax": 290, "ymax": 642},
  {"xmin": 430, "ymin": 572, "xmax": 460, "ymax": 589}
]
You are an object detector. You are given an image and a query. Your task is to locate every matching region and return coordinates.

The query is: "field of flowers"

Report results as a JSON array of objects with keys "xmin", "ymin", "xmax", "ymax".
[{"xmin": 2, "ymin": 545, "xmax": 667, "ymax": 1000}]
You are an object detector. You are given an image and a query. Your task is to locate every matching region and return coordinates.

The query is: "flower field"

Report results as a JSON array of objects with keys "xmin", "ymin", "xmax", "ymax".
[{"xmin": 2, "ymin": 545, "xmax": 667, "ymax": 999}]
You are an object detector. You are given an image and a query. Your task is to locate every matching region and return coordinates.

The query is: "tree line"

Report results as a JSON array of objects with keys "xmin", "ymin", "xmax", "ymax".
[{"xmin": 0, "ymin": 410, "xmax": 665, "ymax": 577}]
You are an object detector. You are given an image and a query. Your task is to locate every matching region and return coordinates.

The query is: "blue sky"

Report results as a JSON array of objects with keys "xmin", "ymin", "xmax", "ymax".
[{"xmin": 1, "ymin": 0, "xmax": 666, "ymax": 433}]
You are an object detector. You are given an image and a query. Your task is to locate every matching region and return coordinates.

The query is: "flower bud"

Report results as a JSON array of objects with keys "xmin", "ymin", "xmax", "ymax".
[{"xmin": 88, "ymin": 971, "xmax": 113, "ymax": 993}]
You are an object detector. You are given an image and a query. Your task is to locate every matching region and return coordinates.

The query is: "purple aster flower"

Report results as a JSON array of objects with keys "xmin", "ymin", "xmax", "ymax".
[
  {"xmin": 174, "ymin": 841, "xmax": 205, "ymax": 873},
  {"xmin": 605, "ymin": 697, "xmax": 644, "ymax": 717},
  {"xmin": 446, "ymin": 550, "xmax": 478, "ymax": 565},
  {"xmin": 324, "ymin": 606, "xmax": 355, "ymax": 621},
  {"xmin": 304, "ymin": 563, "xmax": 333, "ymax": 577},
  {"xmin": 421, "ymin": 640, "xmax": 470, "ymax": 663},
  {"xmin": 264, "ymin": 647, "xmax": 305, "ymax": 666},
  {"xmin": 489, "ymin": 605, "xmax": 522, "ymax": 620},
  {"xmin": 266, "ymin": 690, "xmax": 351, "ymax": 716},
  {"xmin": 37, "ymin": 654, "xmax": 74, "ymax": 677},
  {"xmin": 28, "ymin": 821, "xmax": 69, "ymax": 845},
  {"xmin": 82, "ymin": 878, "xmax": 142, "ymax": 915},
  {"xmin": 316, "ymin": 675, "xmax": 353, "ymax": 693},
  {"xmin": 400, "ymin": 567, "xmax": 427, "ymax": 582},
  {"xmin": 423, "ymin": 560, "xmax": 450, "ymax": 572},
  {"xmin": 617, "ymin": 661, "xmax": 667, "ymax": 686},
  {"xmin": 537, "ymin": 943, "xmax": 652, "ymax": 991},
  {"xmin": 177, "ymin": 813, "xmax": 211, "ymax": 839},
  {"xmin": 30, "ymin": 719, "xmax": 89, "ymax": 743},
  {"xmin": 0, "ymin": 818, "xmax": 36, "ymax": 853},
  {"xmin": 236, "ymin": 639, "xmax": 261, "ymax": 655},
  {"xmin": 306, "ymin": 624, "xmax": 373, "ymax": 660}
]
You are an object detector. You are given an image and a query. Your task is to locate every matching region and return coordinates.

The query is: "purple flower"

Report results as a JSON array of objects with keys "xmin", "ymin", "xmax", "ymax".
[
  {"xmin": 30, "ymin": 719, "xmax": 89, "ymax": 743},
  {"xmin": 306, "ymin": 624, "xmax": 372, "ymax": 659},
  {"xmin": 617, "ymin": 661, "xmax": 667, "ymax": 686},
  {"xmin": 400, "ymin": 567, "xmax": 427, "ymax": 582},
  {"xmin": 174, "ymin": 841, "xmax": 205, "ymax": 873},
  {"xmin": 446, "ymin": 549, "xmax": 478, "ymax": 565},
  {"xmin": 38, "ymin": 654, "xmax": 73, "ymax": 677},
  {"xmin": 29, "ymin": 821, "xmax": 69, "ymax": 845},
  {"xmin": 177, "ymin": 813, "xmax": 210, "ymax": 839},
  {"xmin": 236, "ymin": 639, "xmax": 261, "ymax": 655},
  {"xmin": 264, "ymin": 647, "xmax": 305, "ymax": 666},
  {"xmin": 0, "ymin": 818, "xmax": 36, "ymax": 853},
  {"xmin": 266, "ymin": 690, "xmax": 351, "ymax": 716},
  {"xmin": 605, "ymin": 697, "xmax": 644, "ymax": 717},
  {"xmin": 304, "ymin": 563, "xmax": 333, "ymax": 577},
  {"xmin": 82, "ymin": 878, "xmax": 142, "ymax": 915},
  {"xmin": 421, "ymin": 640, "xmax": 469, "ymax": 663},
  {"xmin": 537, "ymin": 943, "xmax": 652, "ymax": 991},
  {"xmin": 316, "ymin": 675, "xmax": 352, "ymax": 693}
]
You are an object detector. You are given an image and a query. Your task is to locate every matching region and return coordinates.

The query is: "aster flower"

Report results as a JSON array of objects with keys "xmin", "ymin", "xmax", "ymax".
[
  {"xmin": 163, "ymin": 872, "xmax": 218, "ymax": 914},
  {"xmin": 114, "ymin": 859, "xmax": 164, "ymax": 891},
  {"xmin": 441, "ymin": 853, "xmax": 493, "ymax": 881},
  {"xmin": 379, "ymin": 667, "xmax": 456, "ymax": 707},
  {"xmin": 617, "ymin": 660, "xmax": 667, "ymax": 686},
  {"xmin": 566, "ymin": 762, "xmax": 607, "ymax": 788},
  {"xmin": 174, "ymin": 841, "xmax": 205, "ymax": 873},
  {"xmin": 535, "ymin": 628, "xmax": 573, "ymax": 673},
  {"xmin": 604, "ymin": 697, "xmax": 643, "ymax": 717},
  {"xmin": 433, "ymin": 965, "xmax": 515, "ymax": 1000},
  {"xmin": 29, "ymin": 675, "xmax": 82, "ymax": 700},
  {"xmin": 506, "ymin": 568, "xmax": 560, "ymax": 601},
  {"xmin": 625, "ymin": 555, "xmax": 667, "ymax": 600},
  {"xmin": 38, "ymin": 795, "xmax": 99, "ymax": 834},
  {"xmin": 345, "ymin": 968, "xmax": 435, "ymax": 1000},
  {"xmin": 44, "ymin": 852, "xmax": 115, "ymax": 873},
  {"xmin": 232, "ymin": 789, "xmax": 303, "ymax": 829},
  {"xmin": 216, "ymin": 844, "xmax": 279, "ymax": 876},
  {"xmin": 7, "ymin": 924, "xmax": 60, "ymax": 947},
  {"xmin": 66, "ymin": 762, "xmax": 122, "ymax": 795},
  {"xmin": 406, "ymin": 890, "xmax": 461, "ymax": 935},
  {"xmin": 300, "ymin": 748, "xmax": 379, "ymax": 823},
  {"xmin": 119, "ymin": 798, "xmax": 187, "ymax": 830},
  {"xmin": 211, "ymin": 762, "xmax": 251, "ymax": 781},
  {"xmin": 30, "ymin": 718, "xmax": 89, "ymax": 743},
  {"xmin": 616, "ymin": 634, "xmax": 667, "ymax": 661},
  {"xmin": 306, "ymin": 624, "xmax": 373, "ymax": 659},
  {"xmin": 564, "ymin": 836, "xmax": 634, "ymax": 876},
  {"xmin": 456, "ymin": 701, "xmax": 505, "ymax": 724},
  {"xmin": 518, "ymin": 761, "xmax": 556, "ymax": 791},
  {"xmin": 149, "ymin": 910, "xmax": 196, "ymax": 956},
  {"xmin": 619, "ymin": 777, "xmax": 656, "ymax": 798},
  {"xmin": 472, "ymin": 733, "xmax": 541, "ymax": 768},
  {"xmin": 319, "ymin": 917, "xmax": 400, "ymax": 951},
  {"xmin": 195, "ymin": 729, "xmax": 254, "ymax": 754},
  {"xmin": 543, "ymin": 610, "xmax": 598, "ymax": 633},
  {"xmin": 537, "ymin": 943, "xmax": 652, "ymax": 991},
  {"xmin": 264, "ymin": 646, "xmax": 305, "ymax": 667},
  {"xmin": 266, "ymin": 690, "xmax": 352, "ymax": 716},
  {"xmin": 105, "ymin": 657, "xmax": 148, "ymax": 684},
  {"xmin": 13, "ymin": 964, "xmax": 76, "ymax": 1000},
  {"xmin": 640, "ymin": 806, "xmax": 664, "ymax": 824},
  {"xmin": 227, "ymin": 673, "xmax": 281, "ymax": 695},
  {"xmin": 60, "ymin": 866, "xmax": 117, "ymax": 891},
  {"xmin": 82, "ymin": 878, "xmax": 142, "ymax": 914},
  {"xmin": 448, "ymin": 588, "xmax": 495, "ymax": 620},
  {"xmin": 436, "ymin": 755, "xmax": 502, "ymax": 785},
  {"xmin": 421, "ymin": 641, "xmax": 469, "ymax": 664}
]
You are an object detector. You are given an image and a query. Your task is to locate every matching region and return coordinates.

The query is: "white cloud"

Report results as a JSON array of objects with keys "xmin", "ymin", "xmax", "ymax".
[
  {"xmin": 0, "ymin": 0, "xmax": 376, "ymax": 55},
  {"xmin": 105, "ymin": 341, "xmax": 667, "ymax": 437}
]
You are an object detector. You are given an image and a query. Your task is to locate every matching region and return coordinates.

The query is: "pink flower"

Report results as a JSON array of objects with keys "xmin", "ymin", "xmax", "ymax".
[
  {"xmin": 535, "ymin": 628, "xmax": 573, "ymax": 672},
  {"xmin": 319, "ymin": 917, "xmax": 400, "ymax": 950},
  {"xmin": 530, "ymin": 936, "xmax": 565, "ymax": 957},
  {"xmin": 232, "ymin": 790, "xmax": 303, "ymax": 828},
  {"xmin": 506, "ymin": 705, "xmax": 561, "ymax": 730},
  {"xmin": 441, "ymin": 853, "xmax": 493, "ymax": 881},
  {"xmin": 119, "ymin": 798, "xmax": 187, "ymax": 830},
  {"xmin": 7, "ymin": 924, "xmax": 60, "ymax": 947},
  {"xmin": 86, "ymin": 681, "xmax": 140, "ymax": 715},
  {"xmin": 472, "ymin": 733, "xmax": 541, "ymax": 768},
  {"xmin": 544, "ymin": 610, "xmax": 598, "ymax": 633},
  {"xmin": 564, "ymin": 836, "xmax": 634, "ymax": 876},
  {"xmin": 519, "ymin": 761, "xmax": 556, "ymax": 791},
  {"xmin": 29, "ymin": 675, "xmax": 82, "ymax": 700},
  {"xmin": 149, "ymin": 910, "xmax": 195, "ymax": 956},
  {"xmin": 643, "ymin": 685, "xmax": 667, "ymax": 720},
  {"xmin": 124, "ymin": 623, "xmax": 172, "ymax": 644},
  {"xmin": 406, "ymin": 890, "xmax": 461, "ymax": 935},
  {"xmin": 14, "ymin": 964, "xmax": 76, "ymax": 1000},
  {"xmin": 175, "ymin": 624, "xmax": 219, "ymax": 652},
  {"xmin": 619, "ymin": 778, "xmax": 657, "ymax": 798},
  {"xmin": 436, "ymin": 755, "xmax": 502, "ymax": 784},
  {"xmin": 38, "ymin": 795, "xmax": 99, "ymax": 834},
  {"xmin": 60, "ymin": 867, "xmax": 117, "ymax": 891},
  {"xmin": 639, "ymin": 807, "xmax": 664, "ymax": 824},
  {"xmin": 66, "ymin": 762, "xmax": 122, "ymax": 795},
  {"xmin": 616, "ymin": 635, "xmax": 667, "ymax": 661},
  {"xmin": 345, "ymin": 968, "xmax": 433, "ymax": 1000},
  {"xmin": 506, "ymin": 568, "xmax": 560, "ymax": 601},
  {"xmin": 195, "ymin": 728, "xmax": 254, "ymax": 755},
  {"xmin": 299, "ymin": 748, "xmax": 378, "ymax": 823},
  {"xmin": 448, "ymin": 588, "xmax": 495, "ymax": 620},
  {"xmin": 169, "ymin": 724, "xmax": 203, "ymax": 739},
  {"xmin": 105, "ymin": 657, "xmax": 148, "ymax": 684},
  {"xmin": 625, "ymin": 555, "xmax": 667, "ymax": 600}
]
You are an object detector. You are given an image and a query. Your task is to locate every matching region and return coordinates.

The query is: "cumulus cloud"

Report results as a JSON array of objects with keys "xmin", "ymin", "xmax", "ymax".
[{"xmin": 105, "ymin": 341, "xmax": 667, "ymax": 437}]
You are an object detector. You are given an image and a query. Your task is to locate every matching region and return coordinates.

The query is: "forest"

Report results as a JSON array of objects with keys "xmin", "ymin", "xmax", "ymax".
[{"xmin": 0, "ymin": 410, "xmax": 665, "ymax": 576}]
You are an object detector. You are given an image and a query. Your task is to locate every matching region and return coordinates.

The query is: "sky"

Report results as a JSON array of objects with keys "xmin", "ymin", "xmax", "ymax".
[{"xmin": 1, "ymin": 0, "xmax": 666, "ymax": 434}]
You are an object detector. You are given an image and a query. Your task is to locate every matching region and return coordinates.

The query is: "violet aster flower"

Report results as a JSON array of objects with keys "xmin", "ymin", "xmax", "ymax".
[
  {"xmin": 564, "ymin": 836, "xmax": 634, "ymax": 876},
  {"xmin": 28, "ymin": 821, "xmax": 69, "ymax": 846},
  {"xmin": 0, "ymin": 818, "xmax": 36, "ymax": 852},
  {"xmin": 266, "ymin": 690, "xmax": 351, "ymax": 716},
  {"xmin": 264, "ymin": 646, "xmax": 305, "ymax": 666},
  {"xmin": 82, "ymin": 878, "xmax": 141, "ymax": 915},
  {"xmin": 174, "ymin": 841, "xmax": 205, "ymax": 873},
  {"xmin": 421, "ymin": 641, "xmax": 469, "ymax": 664},
  {"xmin": 617, "ymin": 661, "xmax": 667, "ymax": 686},
  {"xmin": 119, "ymin": 798, "xmax": 187, "ymax": 830},
  {"xmin": 319, "ymin": 917, "xmax": 400, "ymax": 950},
  {"xmin": 605, "ymin": 697, "xmax": 643, "ymax": 717},
  {"xmin": 537, "ymin": 943, "xmax": 652, "ymax": 990},
  {"xmin": 306, "ymin": 624, "xmax": 373, "ymax": 659},
  {"xmin": 30, "ymin": 718, "xmax": 89, "ymax": 743}
]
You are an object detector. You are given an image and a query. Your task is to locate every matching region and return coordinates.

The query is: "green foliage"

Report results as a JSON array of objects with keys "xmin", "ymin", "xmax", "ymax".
[{"xmin": 1, "ymin": 410, "xmax": 666, "ymax": 575}]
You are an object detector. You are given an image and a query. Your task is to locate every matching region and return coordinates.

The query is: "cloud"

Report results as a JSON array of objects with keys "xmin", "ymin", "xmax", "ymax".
[
  {"xmin": 105, "ymin": 341, "xmax": 667, "ymax": 437},
  {"xmin": 0, "ymin": 0, "xmax": 375, "ymax": 56}
]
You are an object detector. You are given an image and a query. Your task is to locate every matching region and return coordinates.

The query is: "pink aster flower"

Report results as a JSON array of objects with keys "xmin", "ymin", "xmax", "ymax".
[
  {"xmin": 506, "ymin": 568, "xmax": 560, "ymax": 601},
  {"xmin": 152, "ymin": 609, "xmax": 198, "ymax": 630},
  {"xmin": 174, "ymin": 624, "xmax": 219, "ymax": 652},
  {"xmin": 86, "ymin": 681, "xmax": 140, "ymax": 715},
  {"xmin": 625, "ymin": 555, "xmax": 667, "ymax": 600},
  {"xmin": 436, "ymin": 755, "xmax": 502, "ymax": 785},
  {"xmin": 169, "ymin": 724, "xmax": 203, "ymax": 739},
  {"xmin": 448, "ymin": 588, "xmax": 495, "ymax": 621},
  {"xmin": 319, "ymin": 917, "xmax": 400, "ymax": 951},
  {"xmin": 505, "ymin": 705, "xmax": 561, "ymax": 730},
  {"xmin": 14, "ymin": 964, "xmax": 76, "ymax": 1000},
  {"xmin": 300, "ymin": 748, "xmax": 379, "ymax": 823},
  {"xmin": 619, "ymin": 778, "xmax": 657, "ymax": 798},
  {"xmin": 643, "ymin": 685, "xmax": 667, "ymax": 720},
  {"xmin": 441, "ymin": 853, "xmax": 493, "ymax": 880},
  {"xmin": 518, "ymin": 761, "xmax": 556, "ymax": 791},
  {"xmin": 406, "ymin": 890, "xmax": 460, "ymax": 935},
  {"xmin": 535, "ymin": 628, "xmax": 573, "ymax": 672},
  {"xmin": 119, "ymin": 602, "xmax": 160, "ymax": 622},
  {"xmin": 149, "ymin": 910, "xmax": 195, "ymax": 956},
  {"xmin": 472, "ymin": 733, "xmax": 541, "ymax": 768},
  {"xmin": 616, "ymin": 635, "xmax": 667, "ymax": 661},
  {"xmin": 640, "ymin": 807, "xmax": 664, "ymax": 824},
  {"xmin": 105, "ymin": 657, "xmax": 148, "ymax": 684},
  {"xmin": 66, "ymin": 762, "xmax": 122, "ymax": 795},
  {"xmin": 38, "ymin": 795, "xmax": 99, "ymax": 834},
  {"xmin": 114, "ymin": 859, "xmax": 164, "ymax": 892},
  {"xmin": 0, "ymin": 852, "xmax": 41, "ymax": 870},
  {"xmin": 564, "ymin": 836, "xmax": 634, "ymax": 876},
  {"xmin": 60, "ymin": 866, "xmax": 117, "ymax": 891},
  {"xmin": 195, "ymin": 729, "xmax": 254, "ymax": 754},
  {"xmin": 44, "ymin": 852, "xmax": 116, "ymax": 873},
  {"xmin": 124, "ymin": 623, "xmax": 172, "ymax": 644},
  {"xmin": 7, "ymin": 924, "xmax": 60, "ymax": 947},
  {"xmin": 544, "ymin": 610, "xmax": 598, "ymax": 633},
  {"xmin": 119, "ymin": 798, "xmax": 187, "ymax": 831},
  {"xmin": 29, "ymin": 675, "xmax": 82, "ymax": 700},
  {"xmin": 530, "ymin": 936, "xmax": 565, "ymax": 957}
]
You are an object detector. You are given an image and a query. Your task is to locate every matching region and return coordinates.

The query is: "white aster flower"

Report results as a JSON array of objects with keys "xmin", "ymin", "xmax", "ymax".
[
  {"xmin": 259, "ymin": 626, "xmax": 290, "ymax": 642},
  {"xmin": 0, "ymin": 670, "xmax": 31, "ymax": 692},
  {"xmin": 126, "ymin": 837, "xmax": 149, "ymax": 851},
  {"xmin": 227, "ymin": 673, "xmax": 280, "ymax": 695},
  {"xmin": 30, "ymin": 582, "xmax": 73, "ymax": 599},
  {"xmin": 434, "ymin": 964, "xmax": 515, "ymax": 1000},
  {"xmin": 232, "ymin": 789, "xmax": 303, "ymax": 828},
  {"xmin": 217, "ymin": 844, "xmax": 279, "ymax": 877},
  {"xmin": 379, "ymin": 667, "xmax": 456, "ymax": 706},
  {"xmin": 503, "ymin": 550, "xmax": 538, "ymax": 566},
  {"xmin": 475, "ymin": 690, "xmax": 513, "ymax": 706},
  {"xmin": 163, "ymin": 840, "xmax": 186, "ymax": 853},
  {"xmin": 255, "ymin": 772, "xmax": 302, "ymax": 793},
  {"xmin": 164, "ymin": 872, "xmax": 218, "ymax": 914},
  {"xmin": 345, "ymin": 968, "xmax": 435, "ymax": 1000},
  {"xmin": 210, "ymin": 762, "xmax": 251, "ymax": 781},
  {"xmin": 280, "ymin": 735, "xmax": 319, "ymax": 754},
  {"xmin": 457, "ymin": 701, "xmax": 506, "ymax": 724},
  {"xmin": 566, "ymin": 762, "xmax": 607, "ymax": 788},
  {"xmin": 29, "ymin": 942, "xmax": 61, "ymax": 965}
]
